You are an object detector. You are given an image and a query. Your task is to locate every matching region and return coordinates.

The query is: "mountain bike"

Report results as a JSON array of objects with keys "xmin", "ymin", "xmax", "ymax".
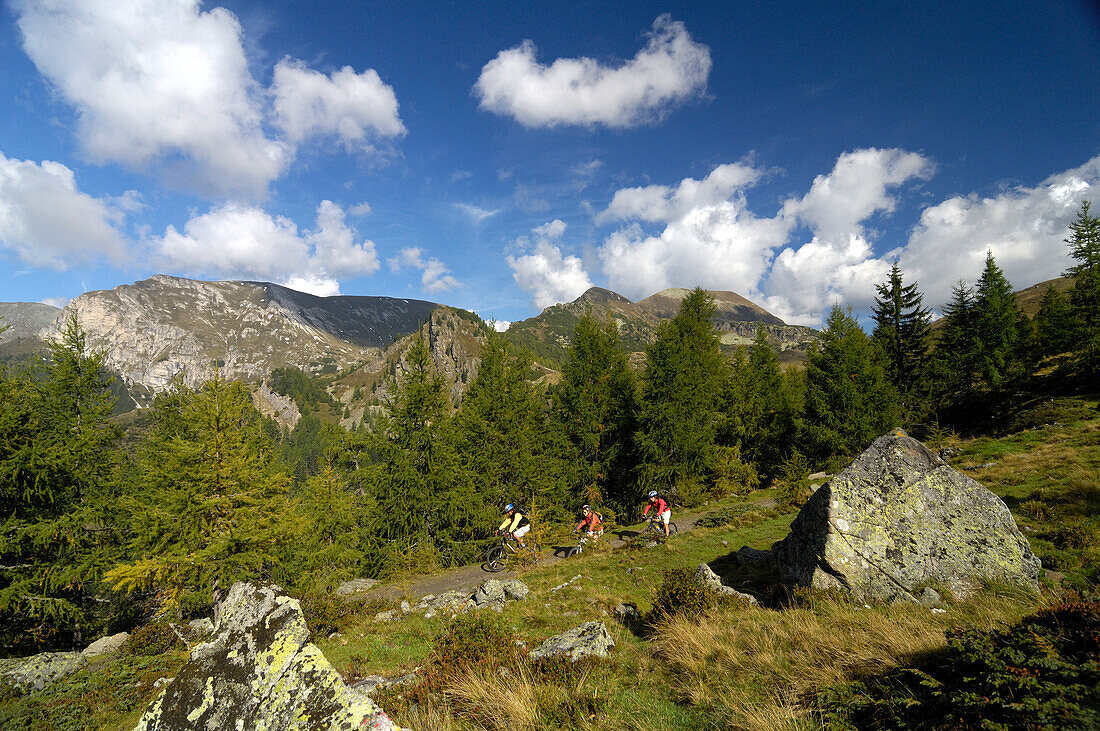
[
  {"xmin": 621, "ymin": 516, "xmax": 678, "ymax": 542},
  {"xmin": 483, "ymin": 533, "xmax": 542, "ymax": 572},
  {"xmin": 564, "ymin": 529, "xmax": 603, "ymax": 558}
]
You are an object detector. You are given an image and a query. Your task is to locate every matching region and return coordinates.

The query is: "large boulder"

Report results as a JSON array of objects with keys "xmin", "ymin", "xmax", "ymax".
[
  {"xmin": 529, "ymin": 622, "xmax": 614, "ymax": 662},
  {"xmin": 772, "ymin": 432, "xmax": 1041, "ymax": 601},
  {"xmin": 694, "ymin": 563, "xmax": 758, "ymax": 605},
  {"xmin": 82, "ymin": 631, "xmax": 129, "ymax": 659},
  {"xmin": 132, "ymin": 582, "xmax": 407, "ymax": 731},
  {"xmin": 0, "ymin": 651, "xmax": 85, "ymax": 694}
]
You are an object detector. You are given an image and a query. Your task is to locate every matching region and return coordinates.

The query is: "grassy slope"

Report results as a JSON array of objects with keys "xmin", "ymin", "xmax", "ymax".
[{"xmin": 6, "ymin": 397, "xmax": 1097, "ymax": 730}]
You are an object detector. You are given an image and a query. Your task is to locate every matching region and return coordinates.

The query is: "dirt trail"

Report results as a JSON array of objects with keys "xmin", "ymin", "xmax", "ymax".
[{"xmin": 355, "ymin": 507, "xmax": 722, "ymax": 603}]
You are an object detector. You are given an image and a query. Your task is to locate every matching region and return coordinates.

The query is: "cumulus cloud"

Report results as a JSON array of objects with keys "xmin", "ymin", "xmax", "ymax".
[
  {"xmin": 508, "ymin": 220, "xmax": 594, "ymax": 310},
  {"xmin": 13, "ymin": 0, "xmax": 404, "ymax": 199},
  {"xmin": 492, "ymin": 320, "xmax": 512, "ymax": 332},
  {"xmin": 0, "ymin": 152, "xmax": 128, "ymax": 269},
  {"xmin": 474, "ymin": 15, "xmax": 710, "ymax": 128},
  {"xmin": 271, "ymin": 59, "xmax": 405, "ymax": 150},
  {"xmin": 763, "ymin": 149, "xmax": 936, "ymax": 323},
  {"xmin": 596, "ymin": 150, "xmax": 1100, "ymax": 326},
  {"xmin": 154, "ymin": 200, "xmax": 379, "ymax": 295},
  {"xmin": 388, "ymin": 247, "xmax": 460, "ymax": 293},
  {"xmin": 349, "ymin": 201, "xmax": 372, "ymax": 216}
]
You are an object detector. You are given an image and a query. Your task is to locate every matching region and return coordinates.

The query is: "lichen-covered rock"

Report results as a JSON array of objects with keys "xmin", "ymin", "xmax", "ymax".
[
  {"xmin": 772, "ymin": 432, "xmax": 1041, "ymax": 601},
  {"xmin": 415, "ymin": 590, "xmax": 471, "ymax": 613},
  {"xmin": 529, "ymin": 622, "xmax": 614, "ymax": 662},
  {"xmin": 132, "ymin": 582, "xmax": 407, "ymax": 731},
  {"xmin": 82, "ymin": 632, "xmax": 129, "ymax": 658},
  {"xmin": 0, "ymin": 651, "xmax": 86, "ymax": 694},
  {"xmin": 694, "ymin": 564, "xmax": 758, "ymax": 605},
  {"xmin": 472, "ymin": 578, "xmax": 529, "ymax": 606}
]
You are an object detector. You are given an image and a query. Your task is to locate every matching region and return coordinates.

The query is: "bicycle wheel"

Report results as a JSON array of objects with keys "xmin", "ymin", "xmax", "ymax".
[
  {"xmin": 668, "ymin": 522, "xmax": 679, "ymax": 535},
  {"xmin": 484, "ymin": 545, "xmax": 507, "ymax": 572}
]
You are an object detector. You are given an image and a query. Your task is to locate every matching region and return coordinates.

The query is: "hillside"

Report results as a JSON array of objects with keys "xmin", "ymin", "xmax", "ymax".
[
  {"xmin": 0, "ymin": 302, "xmax": 61, "ymax": 341},
  {"xmin": 40, "ymin": 275, "xmax": 441, "ymax": 405},
  {"xmin": 505, "ymin": 286, "xmax": 819, "ymax": 368}
]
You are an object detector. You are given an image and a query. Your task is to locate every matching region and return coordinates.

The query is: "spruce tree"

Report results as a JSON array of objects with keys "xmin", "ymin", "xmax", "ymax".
[
  {"xmin": 551, "ymin": 310, "xmax": 638, "ymax": 513},
  {"xmin": 0, "ymin": 314, "xmax": 120, "ymax": 650},
  {"xmin": 801, "ymin": 306, "xmax": 899, "ymax": 464},
  {"xmin": 1065, "ymin": 200, "xmax": 1100, "ymax": 370},
  {"xmin": 973, "ymin": 252, "xmax": 1026, "ymax": 387},
  {"xmin": 107, "ymin": 374, "xmax": 291, "ymax": 616},
  {"xmin": 636, "ymin": 288, "xmax": 729, "ymax": 499},
  {"xmin": 871, "ymin": 262, "xmax": 932, "ymax": 398},
  {"xmin": 733, "ymin": 327, "xmax": 798, "ymax": 474},
  {"xmin": 1032, "ymin": 285, "xmax": 1077, "ymax": 357},
  {"xmin": 933, "ymin": 281, "xmax": 978, "ymax": 397}
]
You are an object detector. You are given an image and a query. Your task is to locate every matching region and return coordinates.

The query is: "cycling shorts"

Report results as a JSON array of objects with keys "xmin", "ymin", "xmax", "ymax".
[
  {"xmin": 658, "ymin": 509, "xmax": 671, "ymax": 525},
  {"xmin": 513, "ymin": 524, "xmax": 531, "ymax": 539}
]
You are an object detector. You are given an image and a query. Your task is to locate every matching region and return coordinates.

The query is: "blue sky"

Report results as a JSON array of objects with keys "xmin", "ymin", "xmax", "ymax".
[{"xmin": 1, "ymin": 0, "xmax": 1098, "ymax": 327}]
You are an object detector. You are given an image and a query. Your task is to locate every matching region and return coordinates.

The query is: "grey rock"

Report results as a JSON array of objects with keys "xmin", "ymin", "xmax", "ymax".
[
  {"xmin": 919, "ymin": 588, "xmax": 943, "ymax": 607},
  {"xmin": 336, "ymin": 578, "xmax": 380, "ymax": 597},
  {"xmin": 350, "ymin": 670, "xmax": 420, "ymax": 697},
  {"xmin": 472, "ymin": 579, "xmax": 529, "ymax": 606},
  {"xmin": 807, "ymin": 471, "xmax": 829, "ymax": 481},
  {"xmin": 400, "ymin": 600, "xmax": 411, "ymax": 614},
  {"xmin": 694, "ymin": 564, "xmax": 758, "ymax": 605},
  {"xmin": 373, "ymin": 610, "xmax": 401, "ymax": 623},
  {"xmin": 82, "ymin": 631, "xmax": 130, "ymax": 658},
  {"xmin": 530, "ymin": 622, "xmax": 615, "ymax": 662},
  {"xmin": 612, "ymin": 603, "xmax": 641, "ymax": 625},
  {"xmin": 0, "ymin": 652, "xmax": 86, "ymax": 694},
  {"xmin": 131, "ymin": 582, "xmax": 406, "ymax": 730},
  {"xmin": 772, "ymin": 432, "xmax": 1041, "ymax": 602}
]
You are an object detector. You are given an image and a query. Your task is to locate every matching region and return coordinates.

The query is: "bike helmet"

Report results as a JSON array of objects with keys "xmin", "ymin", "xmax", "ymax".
[
  {"xmin": 504, "ymin": 503, "xmax": 514, "ymax": 512},
  {"xmin": 648, "ymin": 490, "xmax": 658, "ymax": 498},
  {"xmin": 581, "ymin": 504, "xmax": 591, "ymax": 512}
]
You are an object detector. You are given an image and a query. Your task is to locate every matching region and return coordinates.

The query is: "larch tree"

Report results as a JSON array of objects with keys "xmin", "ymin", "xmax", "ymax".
[{"xmin": 871, "ymin": 262, "xmax": 932, "ymax": 398}]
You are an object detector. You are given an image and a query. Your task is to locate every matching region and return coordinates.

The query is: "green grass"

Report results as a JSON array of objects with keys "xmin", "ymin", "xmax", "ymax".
[{"xmin": 9, "ymin": 396, "xmax": 1097, "ymax": 730}]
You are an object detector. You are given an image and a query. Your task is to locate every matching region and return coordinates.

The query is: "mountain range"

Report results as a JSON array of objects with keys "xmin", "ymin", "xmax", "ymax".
[{"xmin": 2, "ymin": 275, "xmax": 832, "ymax": 418}]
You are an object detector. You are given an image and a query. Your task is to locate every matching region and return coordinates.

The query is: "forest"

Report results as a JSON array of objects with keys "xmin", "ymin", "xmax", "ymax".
[{"xmin": 1, "ymin": 201, "xmax": 1098, "ymax": 658}]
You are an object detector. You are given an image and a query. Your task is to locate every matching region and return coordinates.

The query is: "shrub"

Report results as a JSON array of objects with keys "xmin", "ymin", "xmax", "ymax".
[
  {"xmin": 429, "ymin": 613, "xmax": 518, "ymax": 676},
  {"xmin": 122, "ymin": 622, "xmax": 185, "ymax": 657},
  {"xmin": 648, "ymin": 568, "xmax": 716, "ymax": 623},
  {"xmin": 297, "ymin": 593, "xmax": 364, "ymax": 637},
  {"xmin": 820, "ymin": 599, "xmax": 1100, "ymax": 730}
]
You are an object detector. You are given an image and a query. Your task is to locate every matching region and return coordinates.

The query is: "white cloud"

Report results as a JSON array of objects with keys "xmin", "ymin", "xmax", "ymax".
[
  {"xmin": 154, "ymin": 200, "xmax": 380, "ymax": 295},
  {"xmin": 40, "ymin": 296, "xmax": 70, "ymax": 309},
  {"xmin": 596, "ymin": 150, "xmax": 1099, "ymax": 326},
  {"xmin": 508, "ymin": 220, "xmax": 594, "ymax": 310},
  {"xmin": 474, "ymin": 15, "xmax": 711, "ymax": 128},
  {"xmin": 0, "ymin": 152, "xmax": 128, "ymax": 269},
  {"xmin": 455, "ymin": 203, "xmax": 499, "ymax": 223},
  {"xmin": 349, "ymin": 201, "xmax": 372, "ymax": 216},
  {"xmin": 763, "ymin": 149, "xmax": 935, "ymax": 323},
  {"xmin": 387, "ymin": 246, "xmax": 460, "ymax": 293},
  {"xmin": 492, "ymin": 320, "xmax": 511, "ymax": 332},
  {"xmin": 271, "ymin": 58, "xmax": 405, "ymax": 151},
  {"xmin": 14, "ymin": 0, "xmax": 285, "ymax": 199},
  {"xmin": 13, "ymin": 0, "xmax": 404, "ymax": 199},
  {"xmin": 597, "ymin": 162, "xmax": 763, "ymax": 224},
  {"xmin": 897, "ymin": 155, "xmax": 1100, "ymax": 311}
]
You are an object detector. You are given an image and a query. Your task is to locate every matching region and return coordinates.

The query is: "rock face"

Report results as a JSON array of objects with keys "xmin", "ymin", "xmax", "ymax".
[
  {"xmin": 0, "ymin": 302, "xmax": 61, "ymax": 342},
  {"xmin": 0, "ymin": 651, "xmax": 85, "ymax": 694},
  {"xmin": 529, "ymin": 622, "xmax": 615, "ymax": 662},
  {"xmin": 132, "ymin": 582, "xmax": 406, "ymax": 731},
  {"xmin": 772, "ymin": 432, "xmax": 1041, "ymax": 601}
]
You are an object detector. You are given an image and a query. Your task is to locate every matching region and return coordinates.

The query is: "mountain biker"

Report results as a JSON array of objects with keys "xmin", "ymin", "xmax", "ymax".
[
  {"xmin": 573, "ymin": 504, "xmax": 604, "ymax": 537},
  {"xmin": 642, "ymin": 490, "xmax": 671, "ymax": 537},
  {"xmin": 497, "ymin": 503, "xmax": 531, "ymax": 548}
]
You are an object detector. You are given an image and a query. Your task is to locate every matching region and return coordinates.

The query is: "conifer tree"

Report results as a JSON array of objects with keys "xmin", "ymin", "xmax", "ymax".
[
  {"xmin": 973, "ymin": 252, "xmax": 1027, "ymax": 387},
  {"xmin": 1033, "ymin": 285, "xmax": 1077, "ymax": 357},
  {"xmin": 107, "ymin": 374, "xmax": 291, "ymax": 616},
  {"xmin": 729, "ymin": 327, "xmax": 799, "ymax": 474},
  {"xmin": 0, "ymin": 314, "xmax": 120, "ymax": 650},
  {"xmin": 551, "ymin": 310, "xmax": 638, "ymax": 513},
  {"xmin": 871, "ymin": 262, "xmax": 932, "ymax": 397},
  {"xmin": 801, "ymin": 306, "xmax": 899, "ymax": 463},
  {"xmin": 1065, "ymin": 200, "xmax": 1100, "ymax": 370},
  {"xmin": 933, "ymin": 281, "xmax": 978, "ymax": 397},
  {"xmin": 637, "ymin": 288, "xmax": 729, "ymax": 498}
]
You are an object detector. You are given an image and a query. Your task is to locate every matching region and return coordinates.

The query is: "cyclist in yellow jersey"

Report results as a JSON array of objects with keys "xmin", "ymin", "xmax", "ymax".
[{"xmin": 497, "ymin": 503, "xmax": 531, "ymax": 548}]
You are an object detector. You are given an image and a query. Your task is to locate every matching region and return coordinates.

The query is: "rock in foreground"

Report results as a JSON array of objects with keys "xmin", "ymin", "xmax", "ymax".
[
  {"xmin": 0, "ymin": 652, "xmax": 85, "ymax": 694},
  {"xmin": 133, "ymin": 582, "xmax": 407, "ymax": 731},
  {"xmin": 529, "ymin": 622, "xmax": 614, "ymax": 662},
  {"xmin": 772, "ymin": 432, "xmax": 1041, "ymax": 601}
]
